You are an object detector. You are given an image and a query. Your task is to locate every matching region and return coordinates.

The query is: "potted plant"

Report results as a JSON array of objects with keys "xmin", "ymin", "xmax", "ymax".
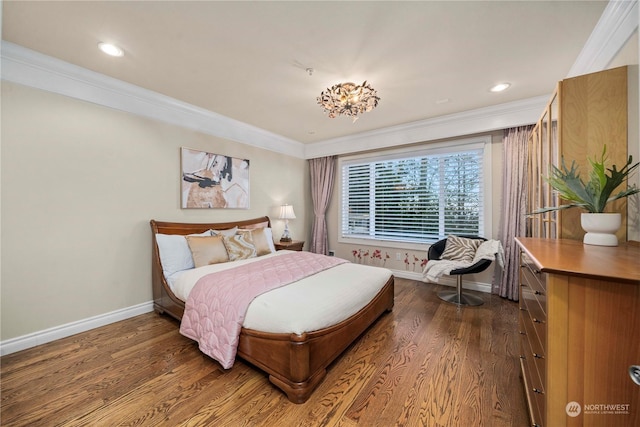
[{"xmin": 531, "ymin": 146, "xmax": 639, "ymax": 246}]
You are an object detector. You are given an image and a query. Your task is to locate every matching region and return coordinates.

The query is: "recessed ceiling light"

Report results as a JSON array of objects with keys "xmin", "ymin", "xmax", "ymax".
[
  {"xmin": 490, "ymin": 83, "xmax": 511, "ymax": 92},
  {"xmin": 98, "ymin": 42, "xmax": 124, "ymax": 57}
]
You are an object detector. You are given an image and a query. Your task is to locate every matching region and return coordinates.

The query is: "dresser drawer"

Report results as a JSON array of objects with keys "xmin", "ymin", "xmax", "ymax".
[
  {"xmin": 520, "ymin": 305, "xmax": 545, "ymax": 358},
  {"xmin": 522, "ymin": 291, "xmax": 546, "ymax": 346},
  {"xmin": 521, "ymin": 262, "xmax": 546, "ymax": 315},
  {"xmin": 519, "ymin": 307, "xmax": 546, "ymax": 390},
  {"xmin": 520, "ymin": 338, "xmax": 546, "ymax": 427},
  {"xmin": 521, "ymin": 331, "xmax": 546, "ymax": 420},
  {"xmin": 520, "ymin": 286, "xmax": 547, "ymax": 349}
]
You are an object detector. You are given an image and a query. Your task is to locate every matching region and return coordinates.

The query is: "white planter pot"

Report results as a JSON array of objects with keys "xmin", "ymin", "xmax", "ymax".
[{"xmin": 581, "ymin": 213, "xmax": 621, "ymax": 246}]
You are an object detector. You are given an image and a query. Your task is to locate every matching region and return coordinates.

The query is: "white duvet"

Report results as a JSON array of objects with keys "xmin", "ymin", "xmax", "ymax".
[{"xmin": 168, "ymin": 251, "xmax": 393, "ymax": 334}]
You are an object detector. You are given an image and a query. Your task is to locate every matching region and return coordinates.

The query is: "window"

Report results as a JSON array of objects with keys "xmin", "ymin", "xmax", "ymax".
[{"xmin": 339, "ymin": 138, "xmax": 491, "ymax": 246}]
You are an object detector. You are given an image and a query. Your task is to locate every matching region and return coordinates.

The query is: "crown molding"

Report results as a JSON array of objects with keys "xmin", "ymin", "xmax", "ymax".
[
  {"xmin": 0, "ymin": 41, "xmax": 305, "ymax": 158},
  {"xmin": 5, "ymin": 0, "xmax": 634, "ymax": 164},
  {"xmin": 304, "ymin": 95, "xmax": 548, "ymax": 159},
  {"xmin": 568, "ymin": 0, "xmax": 638, "ymax": 77},
  {"xmin": 2, "ymin": 40, "xmax": 544, "ymax": 161}
]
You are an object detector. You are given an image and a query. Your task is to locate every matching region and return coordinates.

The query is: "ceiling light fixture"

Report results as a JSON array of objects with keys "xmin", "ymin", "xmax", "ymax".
[
  {"xmin": 317, "ymin": 81, "xmax": 380, "ymax": 122},
  {"xmin": 98, "ymin": 42, "xmax": 124, "ymax": 57},
  {"xmin": 490, "ymin": 82, "xmax": 511, "ymax": 92}
]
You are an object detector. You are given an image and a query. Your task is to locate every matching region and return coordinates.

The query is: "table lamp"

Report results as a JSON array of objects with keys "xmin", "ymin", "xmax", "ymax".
[{"xmin": 279, "ymin": 204, "xmax": 296, "ymax": 242}]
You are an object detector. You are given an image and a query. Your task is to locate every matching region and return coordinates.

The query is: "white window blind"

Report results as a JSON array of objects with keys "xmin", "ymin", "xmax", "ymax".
[{"xmin": 340, "ymin": 145, "xmax": 485, "ymax": 244}]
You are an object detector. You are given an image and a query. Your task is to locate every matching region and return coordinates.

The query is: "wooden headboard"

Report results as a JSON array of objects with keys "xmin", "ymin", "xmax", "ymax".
[{"xmin": 149, "ymin": 216, "xmax": 271, "ymax": 320}]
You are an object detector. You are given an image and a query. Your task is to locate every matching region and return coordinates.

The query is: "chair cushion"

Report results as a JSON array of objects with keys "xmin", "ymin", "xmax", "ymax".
[{"xmin": 440, "ymin": 235, "xmax": 482, "ymax": 263}]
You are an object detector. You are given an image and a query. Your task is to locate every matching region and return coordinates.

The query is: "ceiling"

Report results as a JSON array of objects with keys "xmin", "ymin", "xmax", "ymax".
[{"xmin": 1, "ymin": 1, "xmax": 615, "ymax": 144}]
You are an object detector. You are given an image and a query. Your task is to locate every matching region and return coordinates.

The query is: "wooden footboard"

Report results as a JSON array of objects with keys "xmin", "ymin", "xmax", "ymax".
[
  {"xmin": 150, "ymin": 217, "xmax": 394, "ymax": 403},
  {"xmin": 237, "ymin": 276, "xmax": 394, "ymax": 403}
]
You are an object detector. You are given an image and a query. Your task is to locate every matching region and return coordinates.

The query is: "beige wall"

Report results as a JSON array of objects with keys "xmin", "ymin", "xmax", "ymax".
[
  {"xmin": 325, "ymin": 131, "xmax": 504, "ymax": 286},
  {"xmin": 0, "ymin": 82, "xmax": 307, "ymax": 341}
]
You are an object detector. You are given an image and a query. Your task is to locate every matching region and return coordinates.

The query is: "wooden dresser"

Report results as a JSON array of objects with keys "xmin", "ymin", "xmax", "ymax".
[{"xmin": 515, "ymin": 237, "xmax": 640, "ymax": 427}]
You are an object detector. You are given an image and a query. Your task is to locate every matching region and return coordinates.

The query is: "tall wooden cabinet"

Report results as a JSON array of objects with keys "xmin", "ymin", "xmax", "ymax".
[
  {"xmin": 526, "ymin": 66, "xmax": 629, "ymax": 241},
  {"xmin": 516, "ymin": 237, "xmax": 640, "ymax": 427}
]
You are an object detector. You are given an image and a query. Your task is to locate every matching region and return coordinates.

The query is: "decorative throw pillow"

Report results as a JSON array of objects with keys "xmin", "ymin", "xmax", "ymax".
[
  {"xmin": 155, "ymin": 230, "xmax": 211, "ymax": 277},
  {"xmin": 440, "ymin": 235, "xmax": 482, "ymax": 263},
  {"xmin": 186, "ymin": 235, "xmax": 229, "ymax": 267},
  {"xmin": 238, "ymin": 227, "xmax": 275, "ymax": 256},
  {"xmin": 471, "ymin": 240, "xmax": 492, "ymax": 265},
  {"xmin": 223, "ymin": 234, "xmax": 257, "ymax": 261},
  {"xmin": 210, "ymin": 226, "xmax": 238, "ymax": 237}
]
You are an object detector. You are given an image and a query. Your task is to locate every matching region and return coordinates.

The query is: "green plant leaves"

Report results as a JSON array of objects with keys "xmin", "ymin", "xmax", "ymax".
[{"xmin": 529, "ymin": 145, "xmax": 639, "ymax": 215}]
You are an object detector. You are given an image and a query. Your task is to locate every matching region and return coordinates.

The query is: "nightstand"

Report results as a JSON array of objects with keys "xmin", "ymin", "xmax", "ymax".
[{"xmin": 274, "ymin": 240, "xmax": 304, "ymax": 251}]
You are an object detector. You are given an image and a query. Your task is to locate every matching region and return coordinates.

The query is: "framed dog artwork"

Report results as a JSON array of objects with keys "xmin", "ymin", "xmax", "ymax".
[{"xmin": 181, "ymin": 147, "xmax": 250, "ymax": 209}]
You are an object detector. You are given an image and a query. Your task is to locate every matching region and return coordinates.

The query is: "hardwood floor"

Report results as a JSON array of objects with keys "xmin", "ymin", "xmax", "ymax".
[{"xmin": 1, "ymin": 278, "xmax": 529, "ymax": 426}]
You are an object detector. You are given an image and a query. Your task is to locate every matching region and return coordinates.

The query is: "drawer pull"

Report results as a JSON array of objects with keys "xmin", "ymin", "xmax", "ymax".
[
  {"xmin": 534, "ymin": 290, "xmax": 543, "ymax": 295},
  {"xmin": 533, "ymin": 353, "xmax": 543, "ymax": 359},
  {"xmin": 533, "ymin": 318, "xmax": 544, "ymax": 324},
  {"xmin": 532, "ymin": 387, "xmax": 544, "ymax": 394},
  {"xmin": 519, "ymin": 331, "xmax": 526, "ymax": 335}
]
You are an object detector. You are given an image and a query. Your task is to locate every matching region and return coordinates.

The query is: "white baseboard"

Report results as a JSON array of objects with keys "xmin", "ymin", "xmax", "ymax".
[
  {"xmin": 390, "ymin": 269, "xmax": 492, "ymax": 294},
  {"xmin": 0, "ymin": 301, "xmax": 155, "ymax": 356}
]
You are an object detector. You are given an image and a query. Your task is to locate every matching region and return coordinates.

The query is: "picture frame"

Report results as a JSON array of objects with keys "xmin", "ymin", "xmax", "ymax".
[{"xmin": 181, "ymin": 147, "xmax": 250, "ymax": 209}]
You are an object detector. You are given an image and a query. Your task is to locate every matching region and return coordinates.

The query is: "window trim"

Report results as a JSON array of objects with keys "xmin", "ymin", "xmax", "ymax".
[{"xmin": 338, "ymin": 136, "xmax": 493, "ymax": 250}]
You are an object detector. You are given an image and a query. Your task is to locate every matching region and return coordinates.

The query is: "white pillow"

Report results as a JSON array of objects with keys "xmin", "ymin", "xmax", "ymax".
[
  {"xmin": 155, "ymin": 231, "xmax": 210, "ymax": 278},
  {"xmin": 263, "ymin": 227, "xmax": 277, "ymax": 254}
]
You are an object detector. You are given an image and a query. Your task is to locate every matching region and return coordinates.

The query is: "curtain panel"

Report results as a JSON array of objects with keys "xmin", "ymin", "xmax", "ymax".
[
  {"xmin": 493, "ymin": 125, "xmax": 533, "ymax": 300},
  {"xmin": 309, "ymin": 156, "xmax": 337, "ymax": 255}
]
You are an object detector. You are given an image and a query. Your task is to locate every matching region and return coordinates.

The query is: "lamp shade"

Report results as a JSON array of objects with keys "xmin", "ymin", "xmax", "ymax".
[{"xmin": 279, "ymin": 204, "xmax": 296, "ymax": 220}]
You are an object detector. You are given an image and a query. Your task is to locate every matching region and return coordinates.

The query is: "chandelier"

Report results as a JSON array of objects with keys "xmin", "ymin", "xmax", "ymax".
[{"xmin": 317, "ymin": 81, "xmax": 380, "ymax": 122}]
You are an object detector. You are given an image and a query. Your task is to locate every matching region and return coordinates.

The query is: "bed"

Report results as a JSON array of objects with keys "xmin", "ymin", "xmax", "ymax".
[{"xmin": 150, "ymin": 216, "xmax": 394, "ymax": 403}]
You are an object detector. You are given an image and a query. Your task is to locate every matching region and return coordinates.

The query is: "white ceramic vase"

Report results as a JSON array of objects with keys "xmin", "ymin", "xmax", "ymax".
[{"xmin": 581, "ymin": 213, "xmax": 621, "ymax": 246}]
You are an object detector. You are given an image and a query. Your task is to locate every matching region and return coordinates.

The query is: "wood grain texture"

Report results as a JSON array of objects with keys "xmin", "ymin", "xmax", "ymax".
[
  {"xmin": 560, "ymin": 66, "xmax": 628, "ymax": 241},
  {"xmin": 515, "ymin": 237, "xmax": 640, "ymax": 283},
  {"xmin": 517, "ymin": 238, "xmax": 640, "ymax": 427},
  {"xmin": 526, "ymin": 67, "xmax": 629, "ymax": 242},
  {"xmin": 0, "ymin": 278, "xmax": 528, "ymax": 426}
]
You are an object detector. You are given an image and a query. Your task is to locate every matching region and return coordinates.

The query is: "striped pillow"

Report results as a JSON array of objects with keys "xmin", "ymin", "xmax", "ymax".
[{"xmin": 440, "ymin": 235, "xmax": 482, "ymax": 263}]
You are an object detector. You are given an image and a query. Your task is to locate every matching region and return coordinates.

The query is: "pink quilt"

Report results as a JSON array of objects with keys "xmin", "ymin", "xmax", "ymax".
[{"xmin": 179, "ymin": 251, "xmax": 347, "ymax": 369}]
